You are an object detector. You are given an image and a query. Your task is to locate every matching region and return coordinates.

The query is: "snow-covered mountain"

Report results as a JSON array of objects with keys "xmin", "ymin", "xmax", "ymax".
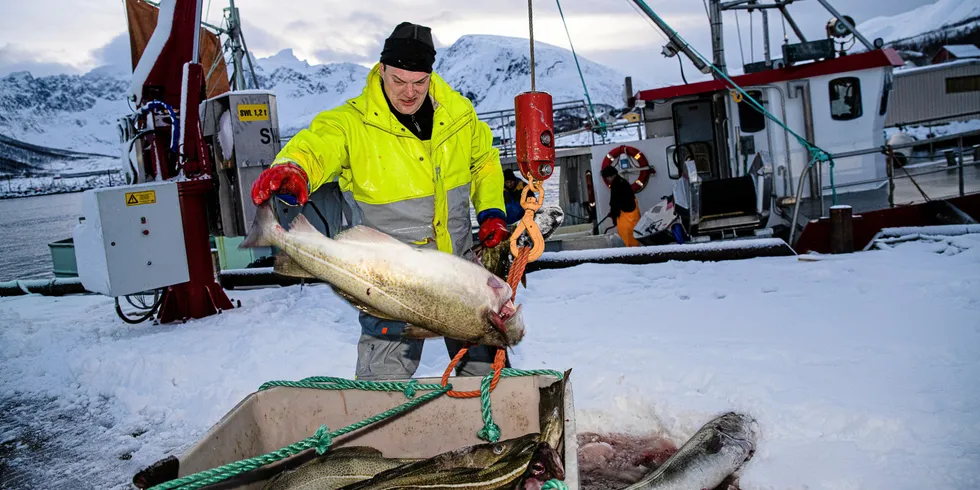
[
  {"xmin": 434, "ymin": 35, "xmax": 634, "ymax": 117},
  {"xmin": 0, "ymin": 34, "xmax": 635, "ymax": 164},
  {"xmin": 856, "ymin": 0, "xmax": 980, "ymax": 45},
  {"xmin": 0, "ymin": 71, "xmax": 130, "ymax": 155}
]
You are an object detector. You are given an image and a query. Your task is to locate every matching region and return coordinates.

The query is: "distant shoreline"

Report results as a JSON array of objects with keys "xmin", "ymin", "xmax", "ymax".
[{"xmin": 0, "ymin": 188, "xmax": 89, "ymax": 201}]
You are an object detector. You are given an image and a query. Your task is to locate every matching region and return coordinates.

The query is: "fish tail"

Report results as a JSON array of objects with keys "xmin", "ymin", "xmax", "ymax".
[{"xmin": 240, "ymin": 201, "xmax": 277, "ymax": 248}]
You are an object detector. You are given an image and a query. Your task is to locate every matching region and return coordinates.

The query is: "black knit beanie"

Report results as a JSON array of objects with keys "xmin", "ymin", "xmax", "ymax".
[{"xmin": 380, "ymin": 22, "xmax": 436, "ymax": 73}]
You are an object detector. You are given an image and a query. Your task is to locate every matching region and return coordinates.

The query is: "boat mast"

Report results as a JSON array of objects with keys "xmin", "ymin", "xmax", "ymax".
[
  {"xmin": 709, "ymin": 0, "xmax": 727, "ymax": 77},
  {"xmin": 223, "ymin": 0, "xmax": 259, "ymax": 90}
]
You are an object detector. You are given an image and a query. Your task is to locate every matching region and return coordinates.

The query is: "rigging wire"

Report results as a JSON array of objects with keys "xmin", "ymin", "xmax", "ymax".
[
  {"xmin": 528, "ymin": 0, "xmax": 536, "ymax": 91},
  {"xmin": 781, "ymin": 14, "xmax": 788, "ymax": 44},
  {"xmin": 555, "ymin": 0, "xmax": 605, "ymax": 137},
  {"xmin": 622, "ymin": 0, "xmax": 671, "ymax": 45}
]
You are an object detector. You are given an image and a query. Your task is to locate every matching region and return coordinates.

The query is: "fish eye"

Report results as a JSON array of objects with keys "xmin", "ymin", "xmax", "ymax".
[{"xmin": 492, "ymin": 444, "xmax": 505, "ymax": 455}]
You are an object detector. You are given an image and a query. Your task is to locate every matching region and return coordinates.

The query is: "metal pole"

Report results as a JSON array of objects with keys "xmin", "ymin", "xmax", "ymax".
[
  {"xmin": 762, "ymin": 9, "xmax": 771, "ymax": 65},
  {"xmin": 191, "ymin": 0, "xmax": 203, "ymax": 64},
  {"xmin": 226, "ymin": 0, "xmax": 246, "ymax": 90},
  {"xmin": 959, "ymin": 137, "xmax": 965, "ymax": 197},
  {"xmin": 710, "ymin": 0, "xmax": 727, "ymax": 76},
  {"xmin": 814, "ymin": 0, "xmax": 876, "ymax": 51},
  {"xmin": 886, "ymin": 148, "xmax": 895, "ymax": 208}
]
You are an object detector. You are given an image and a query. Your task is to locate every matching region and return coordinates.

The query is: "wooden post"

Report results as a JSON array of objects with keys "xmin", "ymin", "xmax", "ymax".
[{"xmin": 830, "ymin": 205, "xmax": 853, "ymax": 254}]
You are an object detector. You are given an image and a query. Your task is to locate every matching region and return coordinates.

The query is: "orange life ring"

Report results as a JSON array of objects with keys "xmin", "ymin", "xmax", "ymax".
[{"xmin": 600, "ymin": 145, "xmax": 654, "ymax": 193}]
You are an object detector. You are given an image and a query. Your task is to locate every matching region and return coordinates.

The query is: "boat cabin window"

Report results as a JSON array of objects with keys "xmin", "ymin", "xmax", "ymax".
[
  {"xmin": 737, "ymin": 90, "xmax": 765, "ymax": 133},
  {"xmin": 829, "ymin": 77, "xmax": 862, "ymax": 121},
  {"xmin": 946, "ymin": 75, "xmax": 980, "ymax": 94}
]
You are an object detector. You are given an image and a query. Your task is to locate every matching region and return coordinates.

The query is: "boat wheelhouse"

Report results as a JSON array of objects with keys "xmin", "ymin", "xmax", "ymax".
[{"xmin": 587, "ymin": 48, "xmax": 905, "ymax": 241}]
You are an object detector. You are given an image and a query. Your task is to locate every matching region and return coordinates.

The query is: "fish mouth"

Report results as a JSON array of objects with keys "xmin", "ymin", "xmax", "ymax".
[
  {"xmin": 486, "ymin": 300, "xmax": 526, "ymax": 346},
  {"xmin": 501, "ymin": 301, "xmax": 526, "ymax": 345},
  {"xmin": 715, "ymin": 412, "xmax": 759, "ymax": 457}
]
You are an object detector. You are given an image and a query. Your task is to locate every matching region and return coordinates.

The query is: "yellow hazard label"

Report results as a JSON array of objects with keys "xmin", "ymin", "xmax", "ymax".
[
  {"xmin": 125, "ymin": 190, "xmax": 156, "ymax": 206},
  {"xmin": 237, "ymin": 104, "xmax": 270, "ymax": 121}
]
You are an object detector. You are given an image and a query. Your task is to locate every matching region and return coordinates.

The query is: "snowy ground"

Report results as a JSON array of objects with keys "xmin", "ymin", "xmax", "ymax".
[{"xmin": 2, "ymin": 233, "xmax": 980, "ymax": 489}]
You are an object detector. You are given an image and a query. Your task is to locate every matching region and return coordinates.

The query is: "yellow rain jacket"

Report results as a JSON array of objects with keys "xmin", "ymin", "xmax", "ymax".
[{"xmin": 272, "ymin": 63, "xmax": 505, "ymax": 257}]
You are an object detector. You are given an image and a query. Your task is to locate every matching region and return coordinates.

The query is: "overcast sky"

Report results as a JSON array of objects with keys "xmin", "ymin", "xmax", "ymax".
[{"xmin": 0, "ymin": 0, "xmax": 933, "ymax": 87}]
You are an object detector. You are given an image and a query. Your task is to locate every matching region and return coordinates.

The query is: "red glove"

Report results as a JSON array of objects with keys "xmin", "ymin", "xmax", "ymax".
[
  {"xmin": 478, "ymin": 217, "xmax": 509, "ymax": 248},
  {"xmin": 251, "ymin": 163, "xmax": 309, "ymax": 206}
]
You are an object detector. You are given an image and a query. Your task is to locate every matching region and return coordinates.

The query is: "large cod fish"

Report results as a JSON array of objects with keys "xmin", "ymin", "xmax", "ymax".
[
  {"xmin": 241, "ymin": 202, "xmax": 526, "ymax": 346},
  {"xmin": 261, "ymin": 447, "xmax": 415, "ymax": 490},
  {"xmin": 623, "ymin": 412, "xmax": 758, "ymax": 490},
  {"xmin": 338, "ymin": 433, "xmax": 562, "ymax": 490}
]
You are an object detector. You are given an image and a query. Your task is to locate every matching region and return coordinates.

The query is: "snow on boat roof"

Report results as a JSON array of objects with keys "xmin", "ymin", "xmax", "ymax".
[
  {"xmin": 894, "ymin": 58, "xmax": 980, "ymax": 76},
  {"xmin": 538, "ymin": 238, "xmax": 790, "ymax": 262},
  {"xmin": 636, "ymin": 49, "xmax": 904, "ymax": 102}
]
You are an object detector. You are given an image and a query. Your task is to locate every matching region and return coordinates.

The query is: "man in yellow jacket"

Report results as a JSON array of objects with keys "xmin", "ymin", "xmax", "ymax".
[{"xmin": 250, "ymin": 22, "xmax": 510, "ymax": 381}]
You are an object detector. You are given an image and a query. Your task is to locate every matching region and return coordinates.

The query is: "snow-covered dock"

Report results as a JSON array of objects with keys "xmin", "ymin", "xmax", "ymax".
[{"xmin": 1, "ymin": 232, "xmax": 979, "ymax": 489}]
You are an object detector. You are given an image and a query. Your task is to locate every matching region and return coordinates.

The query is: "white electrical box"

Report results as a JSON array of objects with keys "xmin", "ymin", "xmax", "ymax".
[{"xmin": 73, "ymin": 181, "xmax": 190, "ymax": 297}]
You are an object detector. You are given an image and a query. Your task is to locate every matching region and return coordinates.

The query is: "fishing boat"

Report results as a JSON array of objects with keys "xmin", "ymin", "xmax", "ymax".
[{"xmin": 486, "ymin": 0, "xmax": 980, "ymax": 264}]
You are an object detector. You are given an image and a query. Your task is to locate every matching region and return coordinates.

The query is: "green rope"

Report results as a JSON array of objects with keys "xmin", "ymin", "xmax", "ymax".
[
  {"xmin": 554, "ymin": 0, "xmax": 607, "ymax": 138},
  {"xmin": 543, "ymin": 480, "xmax": 570, "ymax": 490},
  {"xmin": 149, "ymin": 385, "xmax": 450, "ymax": 490},
  {"xmin": 260, "ymin": 377, "xmax": 443, "ymax": 399},
  {"xmin": 632, "ymin": 0, "xmax": 839, "ymax": 204},
  {"xmin": 476, "ymin": 370, "xmax": 502, "ymax": 442},
  {"xmin": 500, "ymin": 368, "xmax": 565, "ymax": 379},
  {"xmin": 475, "ymin": 368, "xmax": 564, "ymax": 443}
]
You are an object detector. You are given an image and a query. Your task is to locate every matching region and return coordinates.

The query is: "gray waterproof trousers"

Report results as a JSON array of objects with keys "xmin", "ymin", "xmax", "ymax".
[{"xmin": 355, "ymin": 311, "xmax": 499, "ymax": 380}]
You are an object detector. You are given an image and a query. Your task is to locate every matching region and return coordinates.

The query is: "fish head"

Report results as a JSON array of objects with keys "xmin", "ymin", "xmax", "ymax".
[
  {"xmin": 481, "ymin": 275, "xmax": 526, "ymax": 347},
  {"xmin": 713, "ymin": 412, "xmax": 759, "ymax": 462},
  {"xmin": 528, "ymin": 441, "xmax": 565, "ymax": 481},
  {"xmin": 436, "ymin": 433, "xmax": 541, "ymax": 470},
  {"xmin": 482, "ymin": 300, "xmax": 526, "ymax": 347}
]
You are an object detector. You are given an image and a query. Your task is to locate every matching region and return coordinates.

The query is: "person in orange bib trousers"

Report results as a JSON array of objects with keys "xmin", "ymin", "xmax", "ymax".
[{"xmin": 600, "ymin": 165, "xmax": 641, "ymax": 247}]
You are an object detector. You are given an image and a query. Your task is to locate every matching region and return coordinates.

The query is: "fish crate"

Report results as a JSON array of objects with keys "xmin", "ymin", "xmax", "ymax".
[{"xmin": 133, "ymin": 372, "xmax": 578, "ymax": 489}]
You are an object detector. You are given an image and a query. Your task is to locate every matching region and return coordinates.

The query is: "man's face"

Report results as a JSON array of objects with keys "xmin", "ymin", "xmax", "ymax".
[
  {"xmin": 504, "ymin": 180, "xmax": 516, "ymax": 191},
  {"xmin": 380, "ymin": 64, "xmax": 430, "ymax": 115}
]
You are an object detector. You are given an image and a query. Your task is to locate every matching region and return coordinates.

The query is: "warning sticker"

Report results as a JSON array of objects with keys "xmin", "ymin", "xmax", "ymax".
[
  {"xmin": 125, "ymin": 190, "xmax": 156, "ymax": 206},
  {"xmin": 237, "ymin": 104, "xmax": 270, "ymax": 122}
]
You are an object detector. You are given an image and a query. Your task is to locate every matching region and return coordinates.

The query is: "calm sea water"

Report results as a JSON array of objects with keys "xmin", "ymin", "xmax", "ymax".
[
  {"xmin": 0, "ymin": 168, "xmax": 567, "ymax": 283},
  {"xmin": 0, "ymin": 192, "xmax": 83, "ymax": 282}
]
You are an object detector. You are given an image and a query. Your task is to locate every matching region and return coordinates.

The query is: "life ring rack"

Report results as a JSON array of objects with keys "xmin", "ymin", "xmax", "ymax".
[{"xmin": 600, "ymin": 145, "xmax": 654, "ymax": 193}]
